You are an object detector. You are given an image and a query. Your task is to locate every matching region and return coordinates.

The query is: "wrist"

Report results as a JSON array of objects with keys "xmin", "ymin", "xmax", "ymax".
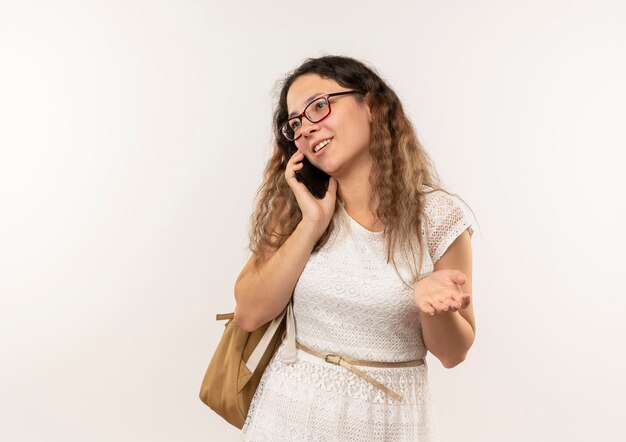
[{"xmin": 296, "ymin": 219, "xmax": 326, "ymax": 244}]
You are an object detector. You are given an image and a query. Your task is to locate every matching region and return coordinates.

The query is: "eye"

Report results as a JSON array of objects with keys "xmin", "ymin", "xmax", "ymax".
[
  {"xmin": 314, "ymin": 99, "xmax": 327, "ymax": 110},
  {"xmin": 289, "ymin": 119, "xmax": 301, "ymax": 129}
]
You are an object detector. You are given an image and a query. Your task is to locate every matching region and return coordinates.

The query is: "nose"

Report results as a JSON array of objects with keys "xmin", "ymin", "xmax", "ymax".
[{"xmin": 299, "ymin": 118, "xmax": 319, "ymax": 137}]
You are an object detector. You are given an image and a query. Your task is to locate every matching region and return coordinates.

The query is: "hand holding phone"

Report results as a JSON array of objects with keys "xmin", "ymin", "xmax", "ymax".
[
  {"xmin": 284, "ymin": 150, "xmax": 337, "ymax": 236},
  {"xmin": 294, "ymin": 155, "xmax": 330, "ymax": 199},
  {"xmin": 283, "ymin": 145, "xmax": 330, "ymax": 199}
]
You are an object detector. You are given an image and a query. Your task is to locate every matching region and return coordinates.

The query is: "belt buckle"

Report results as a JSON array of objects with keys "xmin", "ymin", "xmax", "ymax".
[{"xmin": 324, "ymin": 354, "xmax": 341, "ymax": 365}]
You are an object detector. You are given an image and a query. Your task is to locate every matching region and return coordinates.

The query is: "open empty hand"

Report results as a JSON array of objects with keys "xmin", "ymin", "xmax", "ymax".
[{"xmin": 413, "ymin": 269, "xmax": 471, "ymax": 316}]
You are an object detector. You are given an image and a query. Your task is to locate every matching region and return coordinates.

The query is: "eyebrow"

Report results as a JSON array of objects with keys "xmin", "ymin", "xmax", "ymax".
[{"xmin": 288, "ymin": 93, "xmax": 324, "ymax": 118}]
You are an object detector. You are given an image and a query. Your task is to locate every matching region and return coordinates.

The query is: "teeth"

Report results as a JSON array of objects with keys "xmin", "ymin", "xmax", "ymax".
[{"xmin": 314, "ymin": 139, "xmax": 331, "ymax": 153}]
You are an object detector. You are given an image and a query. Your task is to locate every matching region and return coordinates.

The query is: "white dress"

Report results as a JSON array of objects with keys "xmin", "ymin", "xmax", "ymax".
[{"xmin": 241, "ymin": 188, "xmax": 476, "ymax": 441}]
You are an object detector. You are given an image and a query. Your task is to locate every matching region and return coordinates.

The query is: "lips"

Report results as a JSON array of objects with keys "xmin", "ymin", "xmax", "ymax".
[{"xmin": 312, "ymin": 138, "xmax": 332, "ymax": 156}]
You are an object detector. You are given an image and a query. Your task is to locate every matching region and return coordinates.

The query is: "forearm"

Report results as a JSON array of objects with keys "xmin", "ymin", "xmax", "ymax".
[
  {"xmin": 234, "ymin": 221, "xmax": 321, "ymax": 331},
  {"xmin": 420, "ymin": 310, "xmax": 475, "ymax": 368}
]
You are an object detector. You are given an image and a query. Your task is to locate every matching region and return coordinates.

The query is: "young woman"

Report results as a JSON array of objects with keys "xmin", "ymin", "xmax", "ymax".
[{"xmin": 233, "ymin": 55, "xmax": 477, "ymax": 441}]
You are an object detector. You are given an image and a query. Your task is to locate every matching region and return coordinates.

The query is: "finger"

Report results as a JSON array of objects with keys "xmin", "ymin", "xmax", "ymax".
[
  {"xmin": 458, "ymin": 293, "xmax": 471, "ymax": 308},
  {"xmin": 286, "ymin": 150, "xmax": 303, "ymax": 168},
  {"xmin": 420, "ymin": 301, "xmax": 436, "ymax": 316},
  {"xmin": 448, "ymin": 296, "xmax": 462, "ymax": 310},
  {"xmin": 290, "ymin": 149, "xmax": 304, "ymax": 160},
  {"xmin": 451, "ymin": 289, "xmax": 467, "ymax": 304},
  {"xmin": 320, "ymin": 176, "xmax": 336, "ymax": 201},
  {"xmin": 285, "ymin": 152, "xmax": 304, "ymax": 180},
  {"xmin": 433, "ymin": 300, "xmax": 450, "ymax": 313},
  {"xmin": 285, "ymin": 165, "xmax": 298, "ymax": 184},
  {"xmin": 455, "ymin": 293, "xmax": 471, "ymax": 308},
  {"xmin": 327, "ymin": 176, "xmax": 337, "ymax": 193},
  {"xmin": 442, "ymin": 295, "xmax": 462, "ymax": 312},
  {"xmin": 438, "ymin": 291, "xmax": 459, "ymax": 305}
]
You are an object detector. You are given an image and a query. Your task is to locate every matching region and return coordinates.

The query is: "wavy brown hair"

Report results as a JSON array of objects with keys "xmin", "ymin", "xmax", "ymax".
[{"xmin": 247, "ymin": 55, "xmax": 473, "ymax": 288}]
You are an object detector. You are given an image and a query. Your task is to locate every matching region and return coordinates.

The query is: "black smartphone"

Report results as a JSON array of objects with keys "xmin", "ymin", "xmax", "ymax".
[{"xmin": 288, "ymin": 147, "xmax": 330, "ymax": 199}]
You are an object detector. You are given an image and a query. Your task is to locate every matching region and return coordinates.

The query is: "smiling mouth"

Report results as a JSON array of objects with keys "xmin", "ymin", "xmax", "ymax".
[{"xmin": 314, "ymin": 138, "xmax": 332, "ymax": 154}]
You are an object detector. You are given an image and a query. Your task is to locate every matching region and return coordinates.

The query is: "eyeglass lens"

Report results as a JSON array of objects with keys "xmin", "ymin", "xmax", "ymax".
[{"xmin": 283, "ymin": 97, "xmax": 330, "ymax": 140}]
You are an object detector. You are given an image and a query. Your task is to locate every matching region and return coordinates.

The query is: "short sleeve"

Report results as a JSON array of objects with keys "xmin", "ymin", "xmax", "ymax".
[{"xmin": 423, "ymin": 189, "xmax": 476, "ymax": 265}]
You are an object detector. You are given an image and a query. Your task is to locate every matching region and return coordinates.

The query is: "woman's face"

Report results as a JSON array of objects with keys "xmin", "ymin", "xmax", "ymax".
[{"xmin": 286, "ymin": 74, "xmax": 372, "ymax": 177}]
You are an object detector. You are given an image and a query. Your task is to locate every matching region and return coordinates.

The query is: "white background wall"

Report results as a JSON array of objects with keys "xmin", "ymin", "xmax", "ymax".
[{"xmin": 1, "ymin": 0, "xmax": 625, "ymax": 441}]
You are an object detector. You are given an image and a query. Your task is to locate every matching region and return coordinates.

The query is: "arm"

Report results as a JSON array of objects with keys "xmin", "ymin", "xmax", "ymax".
[
  {"xmin": 233, "ymin": 220, "xmax": 322, "ymax": 332},
  {"xmin": 235, "ymin": 149, "xmax": 338, "ymax": 332},
  {"xmin": 420, "ymin": 230, "xmax": 476, "ymax": 368}
]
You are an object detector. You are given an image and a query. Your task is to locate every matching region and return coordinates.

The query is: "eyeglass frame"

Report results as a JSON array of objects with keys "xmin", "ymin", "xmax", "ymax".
[{"xmin": 281, "ymin": 90, "xmax": 364, "ymax": 141}]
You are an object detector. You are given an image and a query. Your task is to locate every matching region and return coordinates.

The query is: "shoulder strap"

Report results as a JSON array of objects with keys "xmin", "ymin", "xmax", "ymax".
[
  {"xmin": 245, "ymin": 299, "xmax": 296, "ymax": 372},
  {"xmin": 282, "ymin": 301, "xmax": 297, "ymax": 364}
]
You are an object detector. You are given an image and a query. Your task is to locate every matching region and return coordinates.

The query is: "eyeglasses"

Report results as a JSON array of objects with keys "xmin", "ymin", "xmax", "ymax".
[{"xmin": 281, "ymin": 90, "xmax": 363, "ymax": 141}]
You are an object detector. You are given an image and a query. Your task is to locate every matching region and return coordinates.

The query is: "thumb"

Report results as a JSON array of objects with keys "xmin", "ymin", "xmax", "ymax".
[
  {"xmin": 327, "ymin": 176, "xmax": 337, "ymax": 194},
  {"xmin": 453, "ymin": 270, "xmax": 466, "ymax": 285}
]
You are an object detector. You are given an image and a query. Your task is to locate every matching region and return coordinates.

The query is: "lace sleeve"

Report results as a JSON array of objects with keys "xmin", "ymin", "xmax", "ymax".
[{"xmin": 424, "ymin": 189, "xmax": 476, "ymax": 265}]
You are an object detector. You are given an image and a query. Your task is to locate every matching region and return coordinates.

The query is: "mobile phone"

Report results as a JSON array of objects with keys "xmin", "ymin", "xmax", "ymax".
[{"xmin": 288, "ymin": 148, "xmax": 330, "ymax": 199}]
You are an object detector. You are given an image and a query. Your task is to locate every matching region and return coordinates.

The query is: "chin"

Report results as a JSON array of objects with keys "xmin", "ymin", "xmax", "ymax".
[
  {"xmin": 319, "ymin": 162, "xmax": 339, "ymax": 176},
  {"xmin": 322, "ymin": 156, "xmax": 350, "ymax": 177}
]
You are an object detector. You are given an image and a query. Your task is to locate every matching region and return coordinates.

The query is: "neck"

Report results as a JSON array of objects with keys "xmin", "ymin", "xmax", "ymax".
[{"xmin": 335, "ymin": 154, "xmax": 377, "ymax": 216}]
